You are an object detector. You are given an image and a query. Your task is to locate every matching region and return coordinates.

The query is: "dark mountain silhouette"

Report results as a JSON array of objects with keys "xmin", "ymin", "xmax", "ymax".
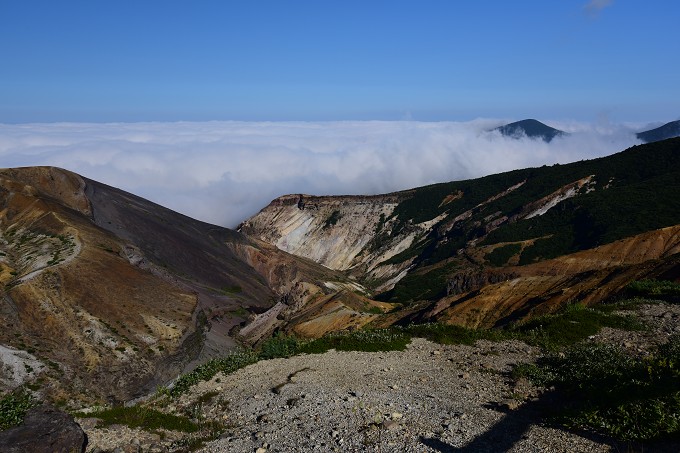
[
  {"xmin": 494, "ymin": 119, "xmax": 566, "ymax": 142},
  {"xmin": 637, "ymin": 120, "xmax": 680, "ymax": 143}
]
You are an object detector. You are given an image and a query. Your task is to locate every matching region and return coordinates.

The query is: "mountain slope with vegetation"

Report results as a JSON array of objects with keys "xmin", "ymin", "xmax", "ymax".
[
  {"xmin": 637, "ymin": 119, "xmax": 680, "ymax": 143},
  {"xmin": 242, "ymin": 138, "xmax": 680, "ymax": 331}
]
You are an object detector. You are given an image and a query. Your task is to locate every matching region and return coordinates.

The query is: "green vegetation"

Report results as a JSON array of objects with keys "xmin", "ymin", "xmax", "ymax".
[
  {"xmin": 297, "ymin": 329, "xmax": 410, "ymax": 354},
  {"xmin": 171, "ymin": 329, "xmax": 410, "ymax": 396},
  {"xmin": 376, "ymin": 261, "xmax": 460, "ymax": 303},
  {"xmin": 514, "ymin": 337, "xmax": 680, "ymax": 441},
  {"xmin": 322, "ymin": 210, "xmax": 342, "ymax": 229},
  {"xmin": 170, "ymin": 303, "xmax": 640, "ymax": 396},
  {"xmin": 509, "ymin": 303, "xmax": 645, "ymax": 350},
  {"xmin": 0, "ymin": 388, "xmax": 35, "ymax": 430},
  {"xmin": 380, "ymin": 139, "xmax": 680, "ymax": 302},
  {"xmin": 400, "ymin": 323, "xmax": 503, "ymax": 345},
  {"xmin": 77, "ymin": 405, "xmax": 199, "ymax": 432},
  {"xmin": 170, "ymin": 351, "xmax": 259, "ymax": 397},
  {"xmin": 220, "ymin": 285, "xmax": 242, "ymax": 295},
  {"xmin": 628, "ymin": 279, "xmax": 680, "ymax": 299},
  {"xmin": 485, "ymin": 243, "xmax": 522, "ymax": 267}
]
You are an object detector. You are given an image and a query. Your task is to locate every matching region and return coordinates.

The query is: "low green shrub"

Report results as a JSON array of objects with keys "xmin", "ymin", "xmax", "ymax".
[
  {"xmin": 510, "ymin": 303, "xmax": 645, "ymax": 350},
  {"xmin": 401, "ymin": 323, "xmax": 503, "ymax": 345},
  {"xmin": 0, "ymin": 388, "xmax": 35, "ymax": 430},
  {"xmin": 79, "ymin": 406, "xmax": 199, "ymax": 432},
  {"xmin": 628, "ymin": 279, "xmax": 680, "ymax": 300},
  {"xmin": 518, "ymin": 336, "xmax": 680, "ymax": 441},
  {"xmin": 169, "ymin": 351, "xmax": 258, "ymax": 397},
  {"xmin": 259, "ymin": 334, "xmax": 304, "ymax": 359},
  {"xmin": 300, "ymin": 328, "xmax": 410, "ymax": 354}
]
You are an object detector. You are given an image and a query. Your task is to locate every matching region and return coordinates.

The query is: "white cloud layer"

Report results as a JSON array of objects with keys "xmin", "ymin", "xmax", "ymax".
[{"xmin": 0, "ymin": 120, "xmax": 645, "ymax": 228}]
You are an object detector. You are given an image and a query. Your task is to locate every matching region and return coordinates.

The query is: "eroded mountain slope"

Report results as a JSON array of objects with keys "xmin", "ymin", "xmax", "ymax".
[
  {"xmin": 0, "ymin": 167, "xmax": 362, "ymax": 404},
  {"xmin": 242, "ymin": 138, "xmax": 680, "ymax": 329}
]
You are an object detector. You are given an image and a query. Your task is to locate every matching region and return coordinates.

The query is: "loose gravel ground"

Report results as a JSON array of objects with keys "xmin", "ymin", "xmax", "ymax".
[
  {"xmin": 185, "ymin": 338, "xmax": 607, "ymax": 453},
  {"xmin": 83, "ymin": 301, "xmax": 680, "ymax": 453}
]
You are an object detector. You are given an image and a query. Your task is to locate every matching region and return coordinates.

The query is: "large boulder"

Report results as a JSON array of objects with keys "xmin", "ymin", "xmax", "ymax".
[{"xmin": 0, "ymin": 405, "xmax": 86, "ymax": 453}]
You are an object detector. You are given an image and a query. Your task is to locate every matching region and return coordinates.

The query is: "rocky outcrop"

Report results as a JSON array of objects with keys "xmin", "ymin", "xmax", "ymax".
[
  {"xmin": 0, "ymin": 405, "xmax": 86, "ymax": 453},
  {"xmin": 239, "ymin": 192, "xmax": 446, "ymax": 291}
]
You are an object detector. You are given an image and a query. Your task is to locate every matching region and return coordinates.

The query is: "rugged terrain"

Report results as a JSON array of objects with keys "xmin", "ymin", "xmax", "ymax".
[
  {"xmin": 0, "ymin": 167, "xmax": 371, "ymax": 404},
  {"xmin": 241, "ymin": 138, "xmax": 680, "ymax": 334},
  {"xmin": 79, "ymin": 299, "xmax": 680, "ymax": 452}
]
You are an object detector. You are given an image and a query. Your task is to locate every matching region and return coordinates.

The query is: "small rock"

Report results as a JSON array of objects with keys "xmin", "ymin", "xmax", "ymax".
[
  {"xmin": 256, "ymin": 414, "xmax": 269, "ymax": 423},
  {"xmin": 390, "ymin": 384, "xmax": 399, "ymax": 390},
  {"xmin": 432, "ymin": 350, "xmax": 441, "ymax": 355},
  {"xmin": 0, "ymin": 405, "xmax": 87, "ymax": 453},
  {"xmin": 459, "ymin": 372, "xmax": 470, "ymax": 379},
  {"xmin": 381, "ymin": 420, "xmax": 400, "ymax": 430},
  {"xmin": 391, "ymin": 412, "xmax": 403, "ymax": 420},
  {"xmin": 255, "ymin": 448, "xmax": 267, "ymax": 453}
]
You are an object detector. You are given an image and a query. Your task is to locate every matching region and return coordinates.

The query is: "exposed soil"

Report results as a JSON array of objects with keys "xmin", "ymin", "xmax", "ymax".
[{"xmin": 81, "ymin": 302, "xmax": 680, "ymax": 453}]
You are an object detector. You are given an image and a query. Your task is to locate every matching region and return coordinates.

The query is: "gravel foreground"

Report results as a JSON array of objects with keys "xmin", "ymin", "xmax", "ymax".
[
  {"xmin": 83, "ymin": 302, "xmax": 680, "ymax": 453},
  {"xmin": 189, "ymin": 339, "xmax": 605, "ymax": 453}
]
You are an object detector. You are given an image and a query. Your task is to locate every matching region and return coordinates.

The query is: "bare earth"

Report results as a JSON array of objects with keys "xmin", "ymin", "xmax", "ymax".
[{"xmin": 84, "ymin": 302, "xmax": 680, "ymax": 452}]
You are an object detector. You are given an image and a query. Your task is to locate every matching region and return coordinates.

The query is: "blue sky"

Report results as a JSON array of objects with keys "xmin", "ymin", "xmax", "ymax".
[{"xmin": 2, "ymin": 0, "xmax": 679, "ymax": 123}]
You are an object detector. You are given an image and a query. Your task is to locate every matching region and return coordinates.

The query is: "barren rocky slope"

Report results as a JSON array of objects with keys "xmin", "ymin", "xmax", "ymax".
[{"xmin": 0, "ymin": 167, "xmax": 363, "ymax": 404}]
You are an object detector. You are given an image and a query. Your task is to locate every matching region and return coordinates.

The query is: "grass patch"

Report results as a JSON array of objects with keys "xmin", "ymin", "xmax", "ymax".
[
  {"xmin": 627, "ymin": 279, "xmax": 680, "ymax": 300},
  {"xmin": 509, "ymin": 303, "xmax": 645, "ymax": 350},
  {"xmin": 400, "ymin": 323, "xmax": 503, "ymax": 345},
  {"xmin": 299, "ymin": 329, "xmax": 410, "ymax": 354},
  {"xmin": 169, "ymin": 302, "xmax": 646, "ymax": 396},
  {"xmin": 220, "ymin": 285, "xmax": 242, "ymax": 295},
  {"xmin": 0, "ymin": 388, "xmax": 35, "ymax": 430},
  {"xmin": 170, "ymin": 351, "xmax": 258, "ymax": 397},
  {"xmin": 515, "ymin": 336, "xmax": 680, "ymax": 442},
  {"xmin": 77, "ymin": 405, "xmax": 199, "ymax": 432}
]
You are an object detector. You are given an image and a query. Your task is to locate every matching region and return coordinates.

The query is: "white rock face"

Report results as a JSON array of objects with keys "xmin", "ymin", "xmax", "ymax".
[
  {"xmin": 239, "ymin": 193, "xmax": 429, "ymax": 288},
  {"xmin": 0, "ymin": 344, "xmax": 44, "ymax": 390}
]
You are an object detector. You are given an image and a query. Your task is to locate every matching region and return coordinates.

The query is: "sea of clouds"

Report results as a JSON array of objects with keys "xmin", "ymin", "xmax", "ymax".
[{"xmin": 0, "ymin": 119, "xmax": 647, "ymax": 227}]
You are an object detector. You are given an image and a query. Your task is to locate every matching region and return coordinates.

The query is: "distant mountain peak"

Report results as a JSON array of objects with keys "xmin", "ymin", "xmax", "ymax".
[
  {"xmin": 636, "ymin": 119, "xmax": 680, "ymax": 143},
  {"xmin": 494, "ymin": 119, "xmax": 566, "ymax": 143}
]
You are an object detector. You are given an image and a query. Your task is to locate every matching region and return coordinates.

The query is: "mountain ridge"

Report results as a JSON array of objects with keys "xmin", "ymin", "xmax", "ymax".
[
  {"xmin": 637, "ymin": 119, "xmax": 680, "ymax": 143},
  {"xmin": 0, "ymin": 166, "xmax": 368, "ymax": 403},
  {"xmin": 242, "ymin": 137, "xmax": 680, "ymax": 331},
  {"xmin": 493, "ymin": 118, "xmax": 566, "ymax": 142}
]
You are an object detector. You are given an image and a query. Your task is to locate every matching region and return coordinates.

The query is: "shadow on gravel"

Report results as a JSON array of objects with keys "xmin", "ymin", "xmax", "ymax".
[
  {"xmin": 419, "ymin": 391, "xmax": 680, "ymax": 453},
  {"xmin": 419, "ymin": 395, "xmax": 548, "ymax": 452}
]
